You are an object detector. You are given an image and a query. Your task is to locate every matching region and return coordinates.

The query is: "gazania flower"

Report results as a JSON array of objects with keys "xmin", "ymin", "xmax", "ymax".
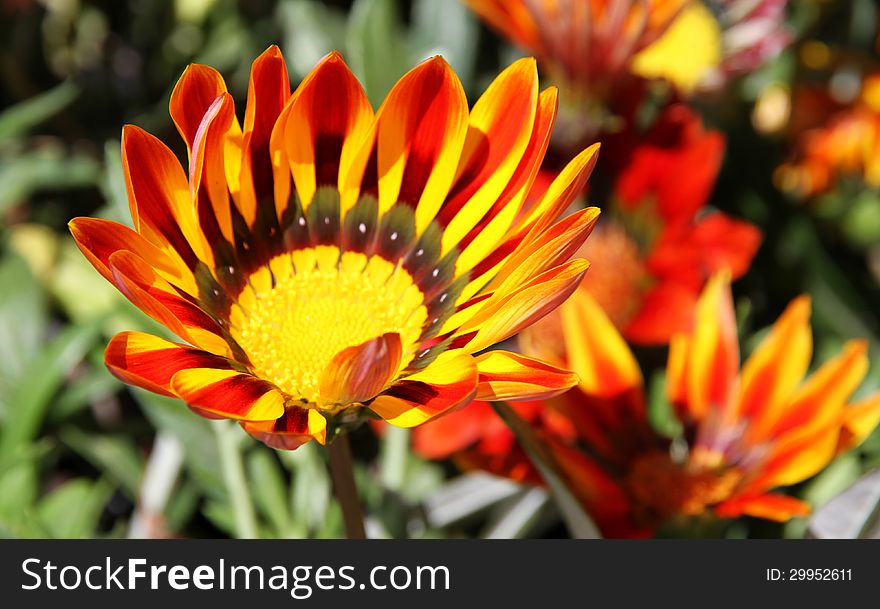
[
  {"xmin": 70, "ymin": 46, "xmax": 601, "ymax": 450},
  {"xmin": 522, "ymin": 273, "xmax": 880, "ymax": 535},
  {"xmin": 583, "ymin": 104, "xmax": 759, "ymax": 344},
  {"xmin": 777, "ymin": 74, "xmax": 880, "ymax": 197}
]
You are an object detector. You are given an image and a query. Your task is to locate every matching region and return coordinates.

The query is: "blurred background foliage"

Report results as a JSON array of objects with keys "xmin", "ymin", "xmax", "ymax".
[{"xmin": 0, "ymin": 0, "xmax": 878, "ymax": 539}]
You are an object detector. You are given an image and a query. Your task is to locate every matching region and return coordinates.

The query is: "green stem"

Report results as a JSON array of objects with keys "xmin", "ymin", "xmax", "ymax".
[
  {"xmin": 328, "ymin": 433, "xmax": 366, "ymax": 539},
  {"xmin": 214, "ymin": 421, "xmax": 258, "ymax": 539}
]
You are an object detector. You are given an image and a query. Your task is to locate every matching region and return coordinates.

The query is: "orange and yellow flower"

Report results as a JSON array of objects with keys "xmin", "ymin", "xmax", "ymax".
[
  {"xmin": 421, "ymin": 273, "xmax": 880, "ymax": 536},
  {"xmin": 70, "ymin": 46, "xmax": 601, "ymax": 450},
  {"xmin": 777, "ymin": 74, "xmax": 880, "ymax": 198}
]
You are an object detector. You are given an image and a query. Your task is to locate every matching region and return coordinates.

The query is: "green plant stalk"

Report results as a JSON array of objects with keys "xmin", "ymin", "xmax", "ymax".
[
  {"xmin": 214, "ymin": 421, "xmax": 259, "ymax": 539},
  {"xmin": 328, "ymin": 432, "xmax": 366, "ymax": 539}
]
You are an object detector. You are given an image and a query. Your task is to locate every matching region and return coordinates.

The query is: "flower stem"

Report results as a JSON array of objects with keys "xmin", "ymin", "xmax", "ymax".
[
  {"xmin": 328, "ymin": 432, "xmax": 366, "ymax": 539},
  {"xmin": 214, "ymin": 420, "xmax": 259, "ymax": 539}
]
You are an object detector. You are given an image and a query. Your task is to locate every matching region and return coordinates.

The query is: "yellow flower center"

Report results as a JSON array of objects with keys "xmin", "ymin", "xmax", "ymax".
[{"xmin": 229, "ymin": 246, "xmax": 428, "ymax": 405}]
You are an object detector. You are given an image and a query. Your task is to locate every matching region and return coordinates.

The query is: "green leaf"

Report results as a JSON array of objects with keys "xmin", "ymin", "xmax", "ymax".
[
  {"xmin": 0, "ymin": 81, "xmax": 78, "ymax": 142},
  {"xmin": 37, "ymin": 478, "xmax": 113, "ymax": 538},
  {"xmin": 0, "ymin": 149, "xmax": 102, "ymax": 216},
  {"xmin": 0, "ymin": 318, "xmax": 103, "ymax": 464},
  {"xmin": 0, "ymin": 253, "xmax": 47, "ymax": 417},
  {"xmin": 58, "ymin": 427, "xmax": 145, "ymax": 498},
  {"xmin": 247, "ymin": 449, "xmax": 293, "ymax": 536},
  {"xmin": 0, "ymin": 462, "xmax": 40, "ymax": 521},
  {"xmin": 348, "ymin": 0, "xmax": 410, "ymax": 105},
  {"xmin": 646, "ymin": 372, "xmax": 683, "ymax": 439},
  {"xmin": 48, "ymin": 367, "xmax": 119, "ymax": 423},
  {"xmin": 491, "ymin": 402, "xmax": 602, "ymax": 538}
]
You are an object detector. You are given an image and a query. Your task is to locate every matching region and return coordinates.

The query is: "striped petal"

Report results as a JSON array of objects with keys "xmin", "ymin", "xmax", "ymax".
[
  {"xmin": 241, "ymin": 408, "xmax": 327, "ymax": 450},
  {"xmin": 105, "ymin": 331, "xmax": 235, "ymax": 398},
  {"xmin": 106, "ymin": 250, "xmax": 232, "ymax": 357},
  {"xmin": 739, "ymin": 296, "xmax": 812, "ymax": 439},
  {"xmin": 238, "ymin": 45, "xmax": 291, "ymax": 227},
  {"xmin": 558, "ymin": 287, "xmax": 643, "ymax": 398},
  {"xmin": 474, "ymin": 350, "xmax": 578, "ymax": 401},
  {"xmin": 122, "ymin": 125, "xmax": 209, "ymax": 267},
  {"xmin": 278, "ymin": 51, "xmax": 373, "ymax": 214},
  {"xmin": 372, "ymin": 56, "xmax": 469, "ymax": 226},
  {"xmin": 486, "ymin": 206, "xmax": 600, "ymax": 298},
  {"xmin": 439, "ymin": 58, "xmax": 538, "ymax": 255},
  {"xmin": 714, "ymin": 493, "xmax": 811, "ymax": 522},
  {"xmin": 510, "ymin": 143, "xmax": 599, "ymax": 238},
  {"xmin": 369, "ymin": 351, "xmax": 478, "ymax": 427},
  {"xmin": 677, "ymin": 272, "xmax": 739, "ymax": 421},
  {"xmin": 768, "ymin": 340, "xmax": 869, "ymax": 442},
  {"xmin": 170, "ymin": 367, "xmax": 285, "ymax": 421},
  {"xmin": 453, "ymin": 86, "xmax": 558, "ymax": 277},
  {"xmin": 459, "ymin": 258, "xmax": 590, "ymax": 354},
  {"xmin": 68, "ymin": 217, "xmax": 195, "ymax": 294},
  {"xmin": 190, "ymin": 93, "xmax": 238, "ymax": 245}
]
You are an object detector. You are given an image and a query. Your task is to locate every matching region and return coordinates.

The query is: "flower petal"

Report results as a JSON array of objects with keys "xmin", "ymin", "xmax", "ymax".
[
  {"xmin": 837, "ymin": 394, "xmax": 880, "ymax": 453},
  {"xmin": 460, "ymin": 258, "xmax": 590, "ymax": 354},
  {"xmin": 319, "ymin": 332, "xmax": 402, "ymax": 406},
  {"xmin": 107, "ymin": 250, "xmax": 232, "ymax": 357},
  {"xmin": 474, "ymin": 350, "xmax": 578, "ymax": 401},
  {"xmin": 122, "ymin": 125, "xmax": 207, "ymax": 267},
  {"xmin": 557, "ymin": 287, "xmax": 643, "ymax": 398},
  {"xmin": 238, "ymin": 45, "xmax": 291, "ymax": 227},
  {"xmin": 241, "ymin": 408, "xmax": 327, "ymax": 450},
  {"xmin": 369, "ymin": 351, "xmax": 478, "ymax": 427},
  {"xmin": 68, "ymin": 216, "xmax": 196, "ymax": 295},
  {"xmin": 170, "ymin": 367, "xmax": 285, "ymax": 421},
  {"xmin": 279, "ymin": 51, "xmax": 373, "ymax": 215},
  {"xmin": 678, "ymin": 271, "xmax": 739, "ymax": 421},
  {"xmin": 739, "ymin": 296, "xmax": 812, "ymax": 440},
  {"xmin": 170, "ymin": 63, "xmax": 228, "ymax": 156},
  {"xmin": 713, "ymin": 493, "xmax": 811, "ymax": 522},
  {"xmin": 411, "ymin": 401, "xmax": 496, "ymax": 459},
  {"xmin": 104, "ymin": 331, "xmax": 235, "ymax": 397},
  {"xmin": 372, "ymin": 56, "xmax": 469, "ymax": 226},
  {"xmin": 439, "ymin": 58, "xmax": 539, "ymax": 255},
  {"xmin": 769, "ymin": 340, "xmax": 869, "ymax": 441}
]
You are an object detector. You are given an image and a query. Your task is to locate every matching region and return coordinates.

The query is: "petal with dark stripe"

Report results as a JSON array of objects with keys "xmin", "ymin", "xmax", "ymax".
[
  {"xmin": 105, "ymin": 331, "xmax": 235, "ymax": 397},
  {"xmin": 373, "ymin": 56, "xmax": 468, "ymax": 227},
  {"xmin": 369, "ymin": 351, "xmax": 478, "ymax": 427},
  {"xmin": 279, "ymin": 51, "xmax": 373, "ymax": 214},
  {"xmin": 121, "ymin": 125, "xmax": 209, "ymax": 267},
  {"xmin": 474, "ymin": 350, "xmax": 578, "ymax": 401},
  {"xmin": 241, "ymin": 408, "xmax": 327, "ymax": 450},
  {"xmin": 171, "ymin": 367, "xmax": 285, "ymax": 421}
]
